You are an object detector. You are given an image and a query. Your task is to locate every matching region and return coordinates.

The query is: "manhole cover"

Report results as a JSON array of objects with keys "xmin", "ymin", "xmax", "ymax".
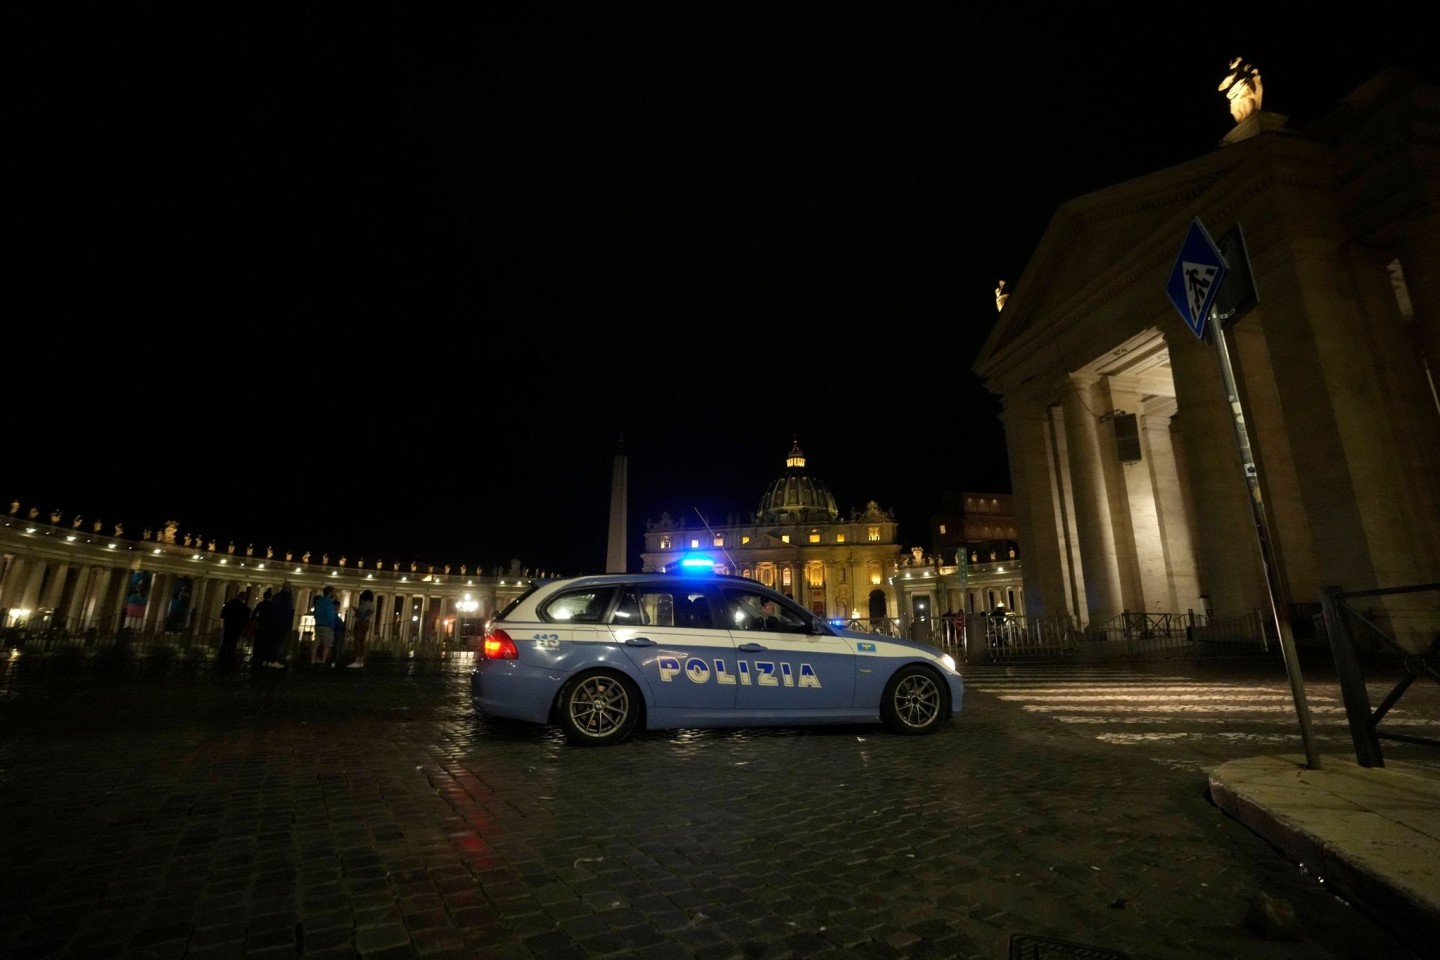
[{"xmin": 1010, "ymin": 934, "xmax": 1131, "ymax": 960}]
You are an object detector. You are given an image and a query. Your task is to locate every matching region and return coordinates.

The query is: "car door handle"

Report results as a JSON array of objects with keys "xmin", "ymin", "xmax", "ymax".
[
  {"xmin": 737, "ymin": 642, "xmax": 768, "ymax": 652},
  {"xmin": 625, "ymin": 637, "xmax": 657, "ymax": 646}
]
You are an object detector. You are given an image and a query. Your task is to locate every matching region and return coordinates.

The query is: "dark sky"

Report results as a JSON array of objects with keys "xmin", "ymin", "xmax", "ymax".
[{"xmin": 10, "ymin": 13, "xmax": 1433, "ymax": 575}]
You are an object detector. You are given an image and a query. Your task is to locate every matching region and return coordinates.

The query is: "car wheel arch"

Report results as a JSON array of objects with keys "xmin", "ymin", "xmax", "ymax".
[
  {"xmin": 552, "ymin": 667, "xmax": 647, "ymax": 745},
  {"xmin": 879, "ymin": 662, "xmax": 950, "ymax": 735}
]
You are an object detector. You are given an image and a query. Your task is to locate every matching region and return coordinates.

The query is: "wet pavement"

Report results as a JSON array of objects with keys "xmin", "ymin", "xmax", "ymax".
[{"xmin": 0, "ymin": 654, "xmax": 1429, "ymax": 959}]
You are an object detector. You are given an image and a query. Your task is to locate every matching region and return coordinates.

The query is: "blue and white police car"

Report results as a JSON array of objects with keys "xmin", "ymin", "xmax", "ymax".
[{"xmin": 470, "ymin": 569, "xmax": 964, "ymax": 745}]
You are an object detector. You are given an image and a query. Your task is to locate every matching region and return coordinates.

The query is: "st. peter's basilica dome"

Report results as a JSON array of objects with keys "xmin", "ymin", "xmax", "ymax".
[{"xmin": 755, "ymin": 440, "xmax": 839, "ymax": 525}]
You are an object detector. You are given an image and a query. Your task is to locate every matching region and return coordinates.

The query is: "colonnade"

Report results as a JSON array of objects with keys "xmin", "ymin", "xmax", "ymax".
[{"xmin": 0, "ymin": 518, "xmax": 531, "ymax": 658}]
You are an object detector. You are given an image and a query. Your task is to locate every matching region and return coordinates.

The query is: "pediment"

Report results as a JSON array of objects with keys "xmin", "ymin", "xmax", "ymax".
[{"xmin": 973, "ymin": 132, "xmax": 1302, "ymax": 387}]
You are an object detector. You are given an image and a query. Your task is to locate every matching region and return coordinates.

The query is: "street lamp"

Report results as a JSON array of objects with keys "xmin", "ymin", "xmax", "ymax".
[{"xmin": 456, "ymin": 593, "xmax": 480, "ymax": 650}]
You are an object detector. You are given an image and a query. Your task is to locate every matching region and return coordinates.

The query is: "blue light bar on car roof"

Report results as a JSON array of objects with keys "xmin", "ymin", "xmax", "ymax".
[{"xmin": 676, "ymin": 555, "xmax": 716, "ymax": 572}]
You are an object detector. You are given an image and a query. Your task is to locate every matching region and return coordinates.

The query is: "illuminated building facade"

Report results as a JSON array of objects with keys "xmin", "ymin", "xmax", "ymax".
[
  {"xmin": 0, "ymin": 513, "xmax": 532, "ymax": 656},
  {"xmin": 639, "ymin": 441, "xmax": 904, "ymax": 624},
  {"xmin": 973, "ymin": 68, "xmax": 1439, "ymax": 651}
]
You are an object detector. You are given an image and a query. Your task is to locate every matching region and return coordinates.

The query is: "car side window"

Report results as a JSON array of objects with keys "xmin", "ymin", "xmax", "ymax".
[
  {"xmin": 543, "ymin": 588, "xmax": 614, "ymax": 623},
  {"xmin": 677, "ymin": 593, "xmax": 714, "ymax": 629},
  {"xmin": 610, "ymin": 587, "xmax": 648, "ymax": 626},
  {"xmin": 723, "ymin": 588, "xmax": 808, "ymax": 633},
  {"xmin": 633, "ymin": 587, "xmax": 677, "ymax": 627}
]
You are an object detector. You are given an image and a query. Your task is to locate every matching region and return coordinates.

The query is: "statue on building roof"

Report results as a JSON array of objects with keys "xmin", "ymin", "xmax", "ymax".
[
  {"xmin": 163, "ymin": 520, "xmax": 179, "ymax": 544},
  {"xmin": 8, "ymin": 500, "xmax": 18, "ymax": 515},
  {"xmin": 115, "ymin": 523, "xmax": 124, "ymax": 537},
  {"xmin": 93, "ymin": 520, "xmax": 103, "ymax": 533},
  {"xmin": 228, "ymin": 542, "xmax": 236, "ymax": 554},
  {"xmin": 72, "ymin": 515, "xmax": 83, "ymax": 528},
  {"xmin": 51, "ymin": 510, "xmax": 62, "ymax": 524},
  {"xmin": 1218, "ymin": 57, "xmax": 1263, "ymax": 123},
  {"xmin": 995, "ymin": 279, "xmax": 1008, "ymax": 312},
  {"xmin": 266, "ymin": 545, "xmax": 274, "ymax": 559},
  {"xmin": 302, "ymin": 551, "xmax": 310, "ymax": 563},
  {"xmin": 322, "ymin": 553, "xmax": 329, "ymax": 566}
]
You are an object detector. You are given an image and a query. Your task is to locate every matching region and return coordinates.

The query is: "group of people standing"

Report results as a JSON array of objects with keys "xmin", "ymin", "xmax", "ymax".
[{"xmin": 216, "ymin": 582, "xmax": 375, "ymax": 670}]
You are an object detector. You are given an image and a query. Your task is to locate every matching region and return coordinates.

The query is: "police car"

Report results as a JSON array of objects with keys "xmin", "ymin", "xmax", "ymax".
[{"xmin": 470, "ymin": 569, "xmax": 964, "ymax": 745}]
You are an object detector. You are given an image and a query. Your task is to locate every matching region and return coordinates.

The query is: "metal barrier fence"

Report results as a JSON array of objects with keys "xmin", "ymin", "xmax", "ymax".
[
  {"xmin": 900, "ymin": 607, "xmax": 1331, "ymax": 665},
  {"xmin": 1320, "ymin": 582, "xmax": 1440, "ymax": 766}
]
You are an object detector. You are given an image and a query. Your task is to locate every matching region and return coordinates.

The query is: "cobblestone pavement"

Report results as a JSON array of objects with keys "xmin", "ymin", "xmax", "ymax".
[{"xmin": 0, "ymin": 655, "xmax": 1424, "ymax": 959}]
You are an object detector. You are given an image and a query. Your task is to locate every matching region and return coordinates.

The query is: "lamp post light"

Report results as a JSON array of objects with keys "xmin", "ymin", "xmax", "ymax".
[{"xmin": 456, "ymin": 593, "xmax": 480, "ymax": 651}]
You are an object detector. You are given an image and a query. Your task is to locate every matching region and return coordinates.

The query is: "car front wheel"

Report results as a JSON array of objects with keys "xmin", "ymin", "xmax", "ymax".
[
  {"xmin": 880, "ymin": 665, "xmax": 947, "ymax": 735},
  {"xmin": 557, "ymin": 670, "xmax": 640, "ymax": 746}
]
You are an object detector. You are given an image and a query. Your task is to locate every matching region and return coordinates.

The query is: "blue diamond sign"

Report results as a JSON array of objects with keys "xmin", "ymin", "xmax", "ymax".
[{"xmin": 1167, "ymin": 218, "xmax": 1229, "ymax": 340}]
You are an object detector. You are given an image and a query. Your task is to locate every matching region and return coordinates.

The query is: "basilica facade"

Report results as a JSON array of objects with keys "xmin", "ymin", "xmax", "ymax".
[{"xmin": 638, "ymin": 441, "xmax": 1025, "ymax": 630}]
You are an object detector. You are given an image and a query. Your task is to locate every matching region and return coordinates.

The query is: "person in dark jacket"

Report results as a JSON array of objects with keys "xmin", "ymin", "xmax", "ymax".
[
  {"xmin": 217, "ymin": 590, "xmax": 251, "ymax": 665},
  {"xmin": 249, "ymin": 588, "xmax": 274, "ymax": 667},
  {"xmin": 259, "ymin": 581, "xmax": 296, "ymax": 669},
  {"xmin": 329, "ymin": 596, "xmax": 346, "ymax": 667}
]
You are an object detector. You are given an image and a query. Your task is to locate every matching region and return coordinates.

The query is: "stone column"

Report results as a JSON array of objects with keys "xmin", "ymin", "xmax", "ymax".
[
  {"xmin": 39, "ymin": 562, "xmax": 70, "ymax": 617},
  {"xmin": 147, "ymin": 572, "xmax": 171, "ymax": 637},
  {"xmin": 1000, "ymin": 399, "xmax": 1076, "ymax": 619},
  {"xmin": 1143, "ymin": 405, "xmax": 1203, "ymax": 612},
  {"xmin": 397, "ymin": 592, "xmax": 413, "ymax": 647},
  {"xmin": 1167, "ymin": 331, "xmax": 1266, "ymax": 616},
  {"xmin": 0, "ymin": 555, "xmax": 30, "ymax": 611},
  {"xmin": 63, "ymin": 566, "xmax": 90, "ymax": 628},
  {"xmin": 1061, "ymin": 375, "xmax": 1125, "ymax": 621},
  {"xmin": 19, "ymin": 559, "xmax": 48, "ymax": 615}
]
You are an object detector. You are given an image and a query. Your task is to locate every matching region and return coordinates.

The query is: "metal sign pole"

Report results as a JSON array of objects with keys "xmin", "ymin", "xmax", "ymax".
[{"xmin": 1210, "ymin": 319, "xmax": 1323, "ymax": 769}]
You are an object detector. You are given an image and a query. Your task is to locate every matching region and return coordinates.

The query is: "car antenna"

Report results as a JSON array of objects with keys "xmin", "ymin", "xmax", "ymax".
[{"xmin": 693, "ymin": 507, "xmax": 739, "ymax": 572}]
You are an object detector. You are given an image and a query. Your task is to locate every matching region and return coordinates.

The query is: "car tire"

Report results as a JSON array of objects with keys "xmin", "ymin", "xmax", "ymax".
[
  {"xmin": 880, "ymin": 664, "xmax": 947, "ymax": 735},
  {"xmin": 557, "ymin": 670, "xmax": 640, "ymax": 746}
]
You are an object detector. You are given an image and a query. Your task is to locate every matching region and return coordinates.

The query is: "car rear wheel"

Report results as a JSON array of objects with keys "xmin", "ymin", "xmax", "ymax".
[
  {"xmin": 880, "ymin": 665, "xmax": 947, "ymax": 735},
  {"xmin": 557, "ymin": 670, "xmax": 640, "ymax": 746}
]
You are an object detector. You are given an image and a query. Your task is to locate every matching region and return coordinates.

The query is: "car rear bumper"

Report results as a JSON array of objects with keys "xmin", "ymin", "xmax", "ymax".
[{"xmin": 470, "ymin": 663, "xmax": 561, "ymax": 725}]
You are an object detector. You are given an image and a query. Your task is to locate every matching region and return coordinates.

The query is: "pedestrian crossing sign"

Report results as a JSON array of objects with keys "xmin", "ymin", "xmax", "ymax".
[{"xmin": 1167, "ymin": 218, "xmax": 1229, "ymax": 340}]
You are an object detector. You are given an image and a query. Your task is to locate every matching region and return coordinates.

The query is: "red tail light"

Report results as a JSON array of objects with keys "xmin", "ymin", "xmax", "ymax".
[{"xmin": 482, "ymin": 629, "xmax": 519, "ymax": 660}]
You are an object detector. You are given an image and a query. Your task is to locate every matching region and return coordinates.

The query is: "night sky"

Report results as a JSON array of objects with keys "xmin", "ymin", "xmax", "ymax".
[{"xmin": 10, "ymin": 12, "xmax": 1433, "ymax": 574}]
